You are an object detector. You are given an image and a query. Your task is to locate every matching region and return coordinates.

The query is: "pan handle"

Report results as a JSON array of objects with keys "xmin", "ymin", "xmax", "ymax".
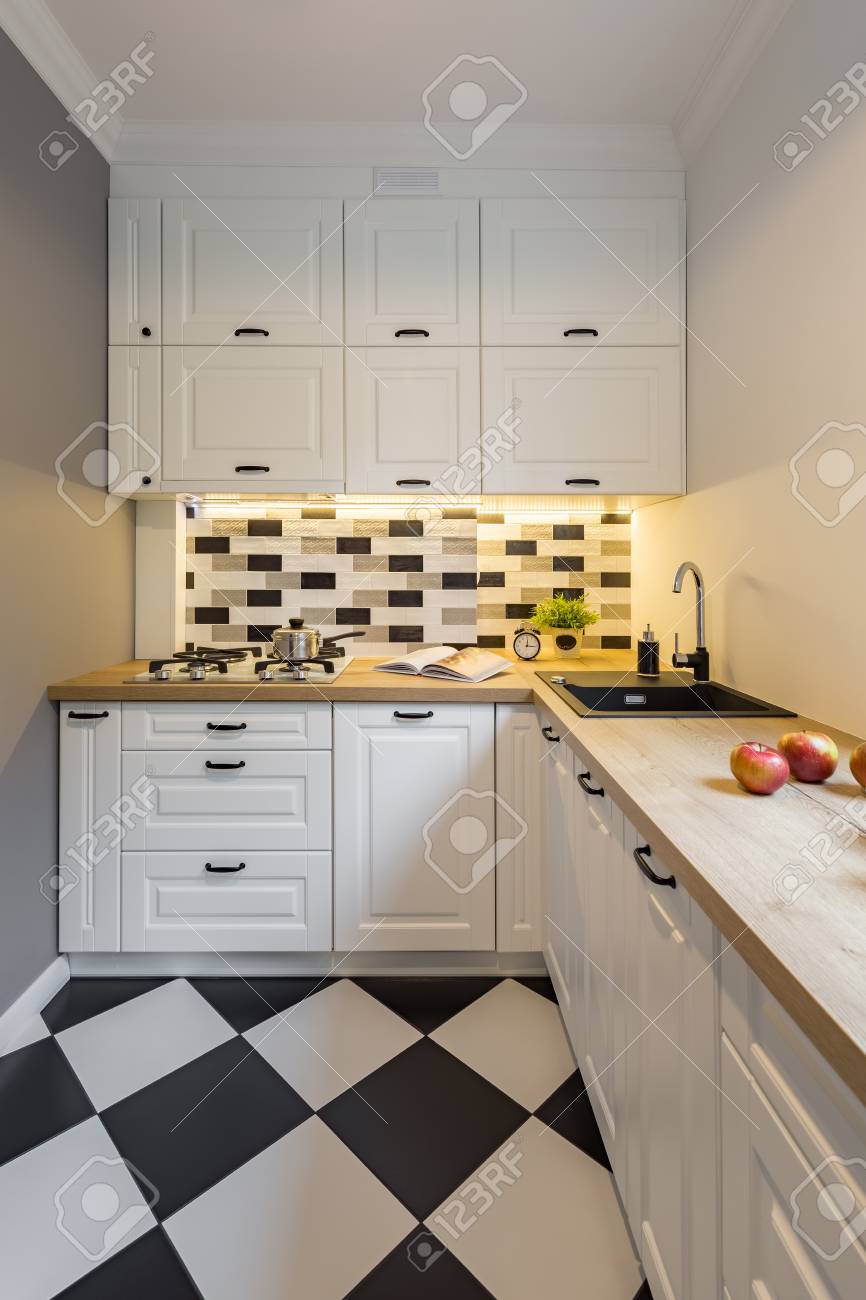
[{"xmin": 323, "ymin": 631, "xmax": 367, "ymax": 643}]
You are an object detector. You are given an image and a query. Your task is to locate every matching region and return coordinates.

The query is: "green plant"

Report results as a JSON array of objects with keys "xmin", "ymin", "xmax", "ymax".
[{"xmin": 531, "ymin": 594, "xmax": 600, "ymax": 631}]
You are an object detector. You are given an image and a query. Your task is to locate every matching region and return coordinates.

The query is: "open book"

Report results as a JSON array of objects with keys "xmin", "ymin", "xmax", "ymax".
[{"xmin": 374, "ymin": 645, "xmax": 510, "ymax": 683}]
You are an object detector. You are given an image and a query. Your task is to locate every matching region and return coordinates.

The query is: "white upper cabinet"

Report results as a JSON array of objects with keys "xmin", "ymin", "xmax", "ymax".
[
  {"xmin": 482, "ymin": 346, "xmax": 682, "ymax": 494},
  {"xmin": 108, "ymin": 346, "xmax": 162, "ymax": 495},
  {"xmin": 162, "ymin": 346, "xmax": 343, "ymax": 489},
  {"xmin": 345, "ymin": 347, "xmax": 480, "ymax": 493},
  {"xmin": 108, "ymin": 199, "xmax": 161, "ymax": 344},
  {"xmin": 162, "ymin": 198, "xmax": 343, "ymax": 345},
  {"xmin": 481, "ymin": 198, "xmax": 684, "ymax": 345},
  {"xmin": 344, "ymin": 198, "xmax": 479, "ymax": 345}
]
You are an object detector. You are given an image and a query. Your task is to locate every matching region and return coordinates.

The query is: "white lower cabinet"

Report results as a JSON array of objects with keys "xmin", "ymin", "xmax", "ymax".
[
  {"xmin": 334, "ymin": 703, "xmax": 495, "ymax": 951},
  {"xmin": 494, "ymin": 705, "xmax": 543, "ymax": 952},
  {"xmin": 539, "ymin": 711, "xmax": 575, "ymax": 1018}
]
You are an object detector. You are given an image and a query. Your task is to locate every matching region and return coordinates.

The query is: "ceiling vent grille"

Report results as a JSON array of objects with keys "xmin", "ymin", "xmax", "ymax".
[{"xmin": 374, "ymin": 167, "xmax": 440, "ymax": 194}]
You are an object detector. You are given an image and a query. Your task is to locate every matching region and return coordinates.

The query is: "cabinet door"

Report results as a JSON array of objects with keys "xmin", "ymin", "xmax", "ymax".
[
  {"xmin": 344, "ymin": 198, "xmax": 479, "ymax": 344},
  {"xmin": 108, "ymin": 346, "xmax": 162, "ymax": 495},
  {"xmin": 334, "ymin": 704, "xmax": 495, "ymax": 951},
  {"xmin": 540, "ymin": 716, "xmax": 573, "ymax": 1015},
  {"xmin": 163, "ymin": 198, "xmax": 342, "ymax": 344},
  {"xmin": 345, "ymin": 347, "xmax": 480, "ymax": 493},
  {"xmin": 481, "ymin": 198, "xmax": 683, "ymax": 345},
  {"xmin": 108, "ymin": 198, "xmax": 161, "ymax": 344},
  {"xmin": 58, "ymin": 704, "xmax": 122, "ymax": 953},
  {"xmin": 162, "ymin": 346, "xmax": 344, "ymax": 489},
  {"xmin": 482, "ymin": 346, "xmax": 683, "ymax": 494},
  {"xmin": 494, "ymin": 705, "xmax": 543, "ymax": 952}
]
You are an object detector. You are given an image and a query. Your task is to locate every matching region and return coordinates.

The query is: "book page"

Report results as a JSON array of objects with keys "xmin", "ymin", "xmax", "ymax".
[
  {"xmin": 421, "ymin": 648, "xmax": 511, "ymax": 682},
  {"xmin": 373, "ymin": 645, "xmax": 458, "ymax": 674}
]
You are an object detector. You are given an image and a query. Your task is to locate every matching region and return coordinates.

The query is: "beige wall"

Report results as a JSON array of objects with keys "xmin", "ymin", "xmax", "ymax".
[{"xmin": 633, "ymin": 0, "xmax": 866, "ymax": 735}]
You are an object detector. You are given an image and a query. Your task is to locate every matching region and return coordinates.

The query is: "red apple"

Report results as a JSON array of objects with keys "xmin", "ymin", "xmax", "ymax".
[
  {"xmin": 778, "ymin": 731, "xmax": 838, "ymax": 783},
  {"xmin": 851, "ymin": 742, "xmax": 866, "ymax": 790},
  {"xmin": 730, "ymin": 742, "xmax": 790, "ymax": 795}
]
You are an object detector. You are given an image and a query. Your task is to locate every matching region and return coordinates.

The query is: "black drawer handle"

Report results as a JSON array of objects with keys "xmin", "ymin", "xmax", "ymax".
[
  {"xmin": 563, "ymin": 328, "xmax": 599, "ymax": 337},
  {"xmin": 68, "ymin": 710, "xmax": 110, "ymax": 720},
  {"xmin": 393, "ymin": 710, "xmax": 434, "ymax": 720},
  {"xmin": 205, "ymin": 760, "xmax": 246, "ymax": 770},
  {"xmin": 206, "ymin": 722, "xmax": 247, "ymax": 731},
  {"xmin": 578, "ymin": 771, "xmax": 604, "ymax": 796},
  {"xmin": 395, "ymin": 478, "xmax": 431, "ymax": 487},
  {"xmin": 205, "ymin": 862, "xmax": 247, "ymax": 873},
  {"xmin": 542, "ymin": 724, "xmax": 560, "ymax": 742},
  {"xmin": 634, "ymin": 844, "xmax": 676, "ymax": 889},
  {"xmin": 394, "ymin": 328, "xmax": 430, "ymax": 337},
  {"xmin": 565, "ymin": 478, "xmax": 601, "ymax": 486},
  {"xmin": 235, "ymin": 465, "xmax": 270, "ymax": 473},
  {"xmin": 234, "ymin": 328, "xmax": 270, "ymax": 336}
]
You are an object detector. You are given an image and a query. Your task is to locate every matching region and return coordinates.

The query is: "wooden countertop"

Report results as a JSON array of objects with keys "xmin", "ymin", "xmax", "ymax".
[{"xmin": 48, "ymin": 652, "xmax": 866, "ymax": 1105}]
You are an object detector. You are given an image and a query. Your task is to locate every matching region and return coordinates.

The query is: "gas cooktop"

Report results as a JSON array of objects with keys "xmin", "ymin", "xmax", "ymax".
[{"xmin": 124, "ymin": 645, "xmax": 354, "ymax": 685}]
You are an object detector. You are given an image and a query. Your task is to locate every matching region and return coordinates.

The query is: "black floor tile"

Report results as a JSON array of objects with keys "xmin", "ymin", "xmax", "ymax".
[
  {"xmin": 320, "ymin": 1037, "xmax": 528, "ymax": 1219},
  {"xmin": 534, "ymin": 1070, "xmax": 610, "ymax": 1170},
  {"xmin": 188, "ymin": 975, "xmax": 335, "ymax": 1033},
  {"xmin": 346, "ymin": 1229, "xmax": 495, "ymax": 1298},
  {"xmin": 352, "ymin": 977, "xmax": 502, "ymax": 1034},
  {"xmin": 101, "ymin": 1037, "xmax": 312, "ymax": 1219},
  {"xmin": 513, "ymin": 975, "xmax": 557, "ymax": 1003},
  {"xmin": 0, "ymin": 1038, "xmax": 94, "ymax": 1166},
  {"xmin": 42, "ymin": 978, "xmax": 172, "ymax": 1034},
  {"xmin": 54, "ymin": 1227, "xmax": 200, "ymax": 1298}
]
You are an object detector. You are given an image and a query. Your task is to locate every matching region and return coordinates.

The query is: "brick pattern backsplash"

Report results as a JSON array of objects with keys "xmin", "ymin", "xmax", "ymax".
[{"xmin": 185, "ymin": 507, "xmax": 631, "ymax": 656}]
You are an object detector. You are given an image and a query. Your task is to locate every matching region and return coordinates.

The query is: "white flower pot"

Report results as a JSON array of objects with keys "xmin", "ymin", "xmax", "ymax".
[{"xmin": 536, "ymin": 627, "xmax": 585, "ymax": 659}]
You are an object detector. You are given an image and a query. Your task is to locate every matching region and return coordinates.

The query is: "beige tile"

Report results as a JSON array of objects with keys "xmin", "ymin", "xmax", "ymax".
[
  {"xmin": 520, "ymin": 523, "xmax": 553, "ymax": 540},
  {"xmin": 441, "ymin": 608, "xmax": 476, "ymax": 625},
  {"xmin": 352, "ymin": 555, "xmax": 384, "ymax": 572},
  {"xmin": 477, "ymin": 603, "xmax": 506, "ymax": 620},
  {"xmin": 406, "ymin": 573, "xmax": 440, "ymax": 590},
  {"xmin": 211, "ymin": 519, "xmax": 247, "ymax": 537},
  {"xmin": 477, "ymin": 539, "xmax": 504, "ymax": 557},
  {"xmin": 301, "ymin": 537, "xmax": 336, "ymax": 554},
  {"xmin": 211, "ymin": 554, "xmax": 246, "ymax": 572},
  {"xmin": 441, "ymin": 538, "xmax": 476, "ymax": 554},
  {"xmin": 353, "ymin": 519, "xmax": 388, "ymax": 537},
  {"xmin": 600, "ymin": 540, "xmax": 631, "ymax": 556},
  {"xmin": 265, "ymin": 572, "xmax": 301, "ymax": 589},
  {"xmin": 600, "ymin": 603, "xmax": 631, "ymax": 619},
  {"xmin": 521, "ymin": 587, "xmax": 553, "ymax": 603},
  {"xmin": 520, "ymin": 555, "xmax": 553, "ymax": 572},
  {"xmin": 209, "ymin": 590, "xmax": 248, "ymax": 608},
  {"xmin": 363, "ymin": 590, "xmax": 388, "ymax": 607}
]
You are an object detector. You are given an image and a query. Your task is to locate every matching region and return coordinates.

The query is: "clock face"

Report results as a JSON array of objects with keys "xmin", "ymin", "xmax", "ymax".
[{"xmin": 513, "ymin": 629, "xmax": 541, "ymax": 660}]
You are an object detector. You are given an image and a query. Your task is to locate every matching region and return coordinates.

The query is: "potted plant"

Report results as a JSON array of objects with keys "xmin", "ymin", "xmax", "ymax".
[{"xmin": 530, "ymin": 594, "xmax": 599, "ymax": 658}]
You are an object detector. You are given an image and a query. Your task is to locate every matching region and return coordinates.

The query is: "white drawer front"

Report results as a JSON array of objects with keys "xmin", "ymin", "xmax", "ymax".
[
  {"xmin": 121, "ymin": 751, "xmax": 332, "ymax": 851},
  {"xmin": 121, "ymin": 852, "xmax": 332, "ymax": 952},
  {"xmin": 122, "ymin": 701, "xmax": 332, "ymax": 750}
]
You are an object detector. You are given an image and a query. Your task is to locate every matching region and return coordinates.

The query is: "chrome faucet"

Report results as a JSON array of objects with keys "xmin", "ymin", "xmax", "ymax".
[{"xmin": 671, "ymin": 561, "xmax": 710, "ymax": 682}]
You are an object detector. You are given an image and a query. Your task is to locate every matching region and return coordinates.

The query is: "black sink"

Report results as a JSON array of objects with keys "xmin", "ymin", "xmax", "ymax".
[{"xmin": 537, "ymin": 671, "xmax": 796, "ymax": 719}]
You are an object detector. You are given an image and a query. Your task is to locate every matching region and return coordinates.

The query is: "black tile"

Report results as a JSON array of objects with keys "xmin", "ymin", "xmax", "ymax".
[
  {"xmin": 505, "ymin": 540, "xmax": 536, "ymax": 556},
  {"xmin": 553, "ymin": 555, "xmax": 584, "ymax": 572},
  {"xmin": 390, "ymin": 625, "xmax": 424, "ymax": 642},
  {"xmin": 247, "ymin": 554, "xmax": 281, "ymax": 572},
  {"xmin": 600, "ymin": 572, "xmax": 630, "ymax": 588},
  {"xmin": 534, "ymin": 1070, "xmax": 610, "ymax": 1169},
  {"xmin": 601, "ymin": 512, "xmax": 630, "ymax": 524},
  {"xmin": 189, "ymin": 976, "xmax": 336, "ymax": 1034},
  {"xmin": 336, "ymin": 536, "xmax": 372, "ymax": 554},
  {"xmin": 388, "ymin": 590, "xmax": 423, "ymax": 608},
  {"xmin": 0, "ymin": 1038, "xmax": 94, "ymax": 1166},
  {"xmin": 247, "ymin": 590, "xmax": 282, "ymax": 607},
  {"xmin": 389, "ymin": 555, "xmax": 423, "ymax": 572},
  {"xmin": 54, "ymin": 1227, "xmax": 199, "ymax": 1299},
  {"xmin": 247, "ymin": 624, "xmax": 279, "ymax": 643},
  {"xmin": 505, "ymin": 603, "xmax": 534, "ymax": 620},
  {"xmin": 247, "ymin": 518, "xmax": 282, "ymax": 537},
  {"xmin": 354, "ymin": 977, "xmax": 502, "ymax": 1035},
  {"xmin": 347, "ymin": 1230, "xmax": 494, "ymax": 1298},
  {"xmin": 301, "ymin": 507, "xmax": 336, "ymax": 519},
  {"xmin": 602, "ymin": 635, "xmax": 632, "ymax": 649},
  {"xmin": 552, "ymin": 587, "xmax": 585, "ymax": 600},
  {"xmin": 553, "ymin": 524, "xmax": 584, "ymax": 540},
  {"xmin": 194, "ymin": 537, "xmax": 229, "ymax": 554},
  {"xmin": 389, "ymin": 519, "xmax": 424, "ymax": 537},
  {"xmin": 185, "ymin": 572, "xmax": 194, "ymax": 590},
  {"xmin": 102, "ymin": 1037, "xmax": 312, "ymax": 1220},
  {"xmin": 320, "ymin": 1037, "xmax": 528, "ymax": 1219},
  {"xmin": 478, "ymin": 571, "xmax": 504, "ymax": 587},
  {"xmin": 476, "ymin": 635, "xmax": 506, "ymax": 648},
  {"xmin": 43, "ymin": 978, "xmax": 172, "ymax": 1034},
  {"xmin": 300, "ymin": 572, "xmax": 336, "ymax": 589},
  {"xmin": 442, "ymin": 572, "xmax": 476, "ymax": 589},
  {"xmin": 336, "ymin": 607, "xmax": 371, "ymax": 625},
  {"xmin": 195, "ymin": 606, "xmax": 228, "ymax": 624},
  {"xmin": 514, "ymin": 975, "xmax": 557, "ymax": 1003}
]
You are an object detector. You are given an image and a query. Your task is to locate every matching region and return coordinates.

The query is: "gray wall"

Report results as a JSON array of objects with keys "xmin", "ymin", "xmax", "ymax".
[{"xmin": 0, "ymin": 31, "xmax": 134, "ymax": 1014}]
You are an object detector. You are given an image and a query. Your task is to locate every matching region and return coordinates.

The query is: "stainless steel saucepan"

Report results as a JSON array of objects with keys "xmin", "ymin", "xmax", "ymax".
[{"xmin": 272, "ymin": 618, "xmax": 365, "ymax": 662}]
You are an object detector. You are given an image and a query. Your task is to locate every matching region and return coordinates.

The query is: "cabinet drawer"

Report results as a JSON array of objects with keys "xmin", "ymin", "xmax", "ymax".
[
  {"xmin": 121, "ymin": 751, "xmax": 331, "ymax": 851},
  {"xmin": 121, "ymin": 852, "xmax": 332, "ymax": 952},
  {"xmin": 122, "ymin": 701, "xmax": 332, "ymax": 750}
]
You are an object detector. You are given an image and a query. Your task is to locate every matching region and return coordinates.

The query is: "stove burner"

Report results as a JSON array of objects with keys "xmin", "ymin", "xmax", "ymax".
[
  {"xmin": 255, "ymin": 656, "xmax": 337, "ymax": 682},
  {"xmin": 147, "ymin": 646, "xmax": 262, "ymax": 681}
]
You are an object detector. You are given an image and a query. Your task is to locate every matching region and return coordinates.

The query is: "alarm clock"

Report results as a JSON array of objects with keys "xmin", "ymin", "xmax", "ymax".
[{"xmin": 513, "ymin": 626, "xmax": 541, "ymax": 660}]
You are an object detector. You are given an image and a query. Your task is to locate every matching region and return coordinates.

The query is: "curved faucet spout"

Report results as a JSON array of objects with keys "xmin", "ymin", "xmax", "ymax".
[{"xmin": 672, "ymin": 561, "xmax": 705, "ymax": 647}]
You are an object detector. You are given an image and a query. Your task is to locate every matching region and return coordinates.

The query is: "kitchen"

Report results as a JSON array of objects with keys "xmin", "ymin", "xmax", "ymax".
[{"xmin": 1, "ymin": 1, "xmax": 866, "ymax": 1297}]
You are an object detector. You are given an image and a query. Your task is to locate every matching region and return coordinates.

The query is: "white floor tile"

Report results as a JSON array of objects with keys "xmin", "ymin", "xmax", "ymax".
[
  {"xmin": 429, "ymin": 978, "xmax": 575, "ymax": 1110},
  {"xmin": 426, "ymin": 1118, "xmax": 641, "ymax": 1300},
  {"xmin": 0, "ymin": 1116, "xmax": 157, "ymax": 1300},
  {"xmin": 166, "ymin": 1116, "xmax": 416, "ymax": 1300},
  {"xmin": 56, "ymin": 979, "xmax": 235, "ymax": 1111},
  {"xmin": 1, "ymin": 1014, "xmax": 50, "ymax": 1057},
  {"xmin": 243, "ymin": 978, "xmax": 421, "ymax": 1109}
]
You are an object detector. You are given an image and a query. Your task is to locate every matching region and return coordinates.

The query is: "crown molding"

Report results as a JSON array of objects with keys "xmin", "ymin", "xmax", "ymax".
[
  {"xmin": 0, "ymin": 0, "xmax": 122, "ymax": 158},
  {"xmin": 673, "ymin": 0, "xmax": 794, "ymax": 162}
]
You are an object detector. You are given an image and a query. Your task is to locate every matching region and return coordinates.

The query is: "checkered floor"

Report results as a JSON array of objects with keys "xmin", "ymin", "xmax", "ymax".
[{"xmin": 0, "ymin": 975, "xmax": 649, "ymax": 1299}]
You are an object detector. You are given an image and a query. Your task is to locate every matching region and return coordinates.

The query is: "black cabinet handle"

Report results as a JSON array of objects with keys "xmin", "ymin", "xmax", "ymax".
[
  {"xmin": 235, "ymin": 465, "xmax": 270, "ymax": 473},
  {"xmin": 141, "ymin": 326, "xmax": 152, "ymax": 337},
  {"xmin": 205, "ymin": 760, "xmax": 246, "ymax": 770},
  {"xmin": 234, "ymin": 328, "xmax": 270, "ymax": 336},
  {"xmin": 205, "ymin": 862, "xmax": 247, "ymax": 873},
  {"xmin": 542, "ymin": 724, "xmax": 560, "ymax": 742},
  {"xmin": 206, "ymin": 722, "xmax": 247, "ymax": 731},
  {"xmin": 393, "ymin": 710, "xmax": 434, "ymax": 720},
  {"xmin": 394, "ymin": 328, "xmax": 430, "ymax": 337},
  {"xmin": 565, "ymin": 478, "xmax": 601, "ymax": 486},
  {"xmin": 68, "ymin": 710, "xmax": 110, "ymax": 720},
  {"xmin": 395, "ymin": 478, "xmax": 431, "ymax": 487},
  {"xmin": 577, "ymin": 771, "xmax": 605, "ymax": 796},
  {"xmin": 563, "ymin": 328, "xmax": 599, "ymax": 337},
  {"xmin": 634, "ymin": 844, "xmax": 676, "ymax": 889}
]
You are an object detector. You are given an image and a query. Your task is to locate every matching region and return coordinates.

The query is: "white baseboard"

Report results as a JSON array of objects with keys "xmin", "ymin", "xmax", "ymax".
[
  {"xmin": 0, "ymin": 956, "xmax": 69, "ymax": 1055},
  {"xmin": 68, "ymin": 951, "xmax": 546, "ymax": 978}
]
